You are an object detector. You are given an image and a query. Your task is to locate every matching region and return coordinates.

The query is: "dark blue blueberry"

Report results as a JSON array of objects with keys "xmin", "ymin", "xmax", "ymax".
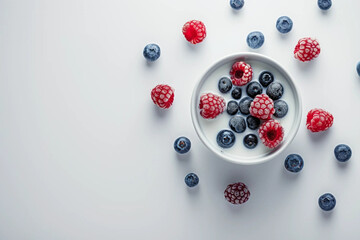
[
  {"xmin": 239, "ymin": 97, "xmax": 252, "ymax": 115},
  {"xmin": 227, "ymin": 101, "xmax": 239, "ymax": 115},
  {"xmin": 218, "ymin": 77, "xmax": 232, "ymax": 93},
  {"xmin": 266, "ymin": 82, "xmax": 284, "ymax": 100},
  {"xmin": 246, "ymin": 31, "xmax": 265, "ymax": 49},
  {"xmin": 246, "ymin": 81, "xmax": 263, "ymax": 98},
  {"xmin": 276, "ymin": 16, "xmax": 293, "ymax": 34},
  {"xmin": 259, "ymin": 71, "xmax": 274, "ymax": 87},
  {"xmin": 174, "ymin": 137, "xmax": 191, "ymax": 154},
  {"xmin": 229, "ymin": 116, "xmax": 246, "ymax": 133},
  {"xmin": 318, "ymin": 193, "xmax": 336, "ymax": 211},
  {"xmin": 284, "ymin": 154, "xmax": 304, "ymax": 173},
  {"xmin": 356, "ymin": 61, "xmax": 360, "ymax": 77},
  {"xmin": 143, "ymin": 43, "xmax": 161, "ymax": 61},
  {"xmin": 246, "ymin": 116, "xmax": 260, "ymax": 130},
  {"xmin": 273, "ymin": 100, "xmax": 288, "ymax": 118},
  {"xmin": 334, "ymin": 144, "xmax": 352, "ymax": 162},
  {"xmin": 318, "ymin": 0, "xmax": 332, "ymax": 10},
  {"xmin": 230, "ymin": 0, "xmax": 244, "ymax": 9},
  {"xmin": 217, "ymin": 130, "xmax": 236, "ymax": 148},
  {"xmin": 184, "ymin": 173, "xmax": 199, "ymax": 187},
  {"xmin": 243, "ymin": 134, "xmax": 258, "ymax": 149},
  {"xmin": 231, "ymin": 87, "xmax": 242, "ymax": 100}
]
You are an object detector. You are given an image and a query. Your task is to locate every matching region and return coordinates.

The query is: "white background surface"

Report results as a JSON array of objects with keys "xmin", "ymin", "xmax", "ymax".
[{"xmin": 0, "ymin": 0, "xmax": 360, "ymax": 239}]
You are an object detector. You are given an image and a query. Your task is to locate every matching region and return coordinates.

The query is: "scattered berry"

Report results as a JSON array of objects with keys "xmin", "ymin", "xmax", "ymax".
[
  {"xmin": 224, "ymin": 182, "xmax": 250, "ymax": 205},
  {"xmin": 276, "ymin": 16, "xmax": 293, "ymax": 34},
  {"xmin": 246, "ymin": 116, "xmax": 260, "ymax": 130},
  {"xmin": 306, "ymin": 108, "xmax": 334, "ymax": 132},
  {"xmin": 227, "ymin": 100, "xmax": 239, "ymax": 115},
  {"xmin": 247, "ymin": 31, "xmax": 265, "ymax": 49},
  {"xmin": 266, "ymin": 82, "xmax": 284, "ymax": 100},
  {"xmin": 318, "ymin": 193, "xmax": 336, "ymax": 211},
  {"xmin": 229, "ymin": 116, "xmax": 246, "ymax": 133},
  {"xmin": 143, "ymin": 43, "xmax": 161, "ymax": 61},
  {"xmin": 231, "ymin": 87, "xmax": 242, "ymax": 100},
  {"xmin": 334, "ymin": 144, "xmax": 352, "ymax": 162},
  {"xmin": 229, "ymin": 61, "xmax": 253, "ymax": 86},
  {"xmin": 249, "ymin": 94, "xmax": 275, "ymax": 120},
  {"xmin": 182, "ymin": 20, "xmax": 206, "ymax": 44},
  {"xmin": 218, "ymin": 77, "xmax": 233, "ymax": 93},
  {"xmin": 243, "ymin": 134, "xmax": 258, "ymax": 149},
  {"xmin": 230, "ymin": 0, "xmax": 244, "ymax": 10},
  {"xmin": 217, "ymin": 130, "xmax": 236, "ymax": 148},
  {"xmin": 318, "ymin": 0, "xmax": 332, "ymax": 10},
  {"xmin": 284, "ymin": 154, "xmax": 304, "ymax": 173},
  {"xmin": 151, "ymin": 84, "xmax": 175, "ymax": 109},
  {"xmin": 259, "ymin": 119, "xmax": 284, "ymax": 148},
  {"xmin": 294, "ymin": 37, "xmax": 321, "ymax": 62},
  {"xmin": 356, "ymin": 61, "xmax": 360, "ymax": 77},
  {"xmin": 239, "ymin": 97, "xmax": 253, "ymax": 115},
  {"xmin": 199, "ymin": 93, "xmax": 226, "ymax": 119},
  {"xmin": 259, "ymin": 71, "xmax": 274, "ymax": 87},
  {"xmin": 246, "ymin": 81, "xmax": 263, "ymax": 98},
  {"xmin": 185, "ymin": 173, "xmax": 199, "ymax": 187},
  {"xmin": 273, "ymin": 100, "xmax": 288, "ymax": 118},
  {"xmin": 174, "ymin": 137, "xmax": 191, "ymax": 154}
]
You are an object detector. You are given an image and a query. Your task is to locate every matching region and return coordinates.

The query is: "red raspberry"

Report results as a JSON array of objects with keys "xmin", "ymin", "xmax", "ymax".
[
  {"xmin": 151, "ymin": 84, "xmax": 174, "ymax": 109},
  {"xmin": 306, "ymin": 108, "xmax": 334, "ymax": 132},
  {"xmin": 224, "ymin": 182, "xmax": 250, "ymax": 205},
  {"xmin": 229, "ymin": 61, "xmax": 253, "ymax": 86},
  {"xmin": 249, "ymin": 94, "xmax": 275, "ymax": 120},
  {"xmin": 258, "ymin": 119, "xmax": 284, "ymax": 148},
  {"xmin": 199, "ymin": 93, "xmax": 226, "ymax": 119},
  {"xmin": 182, "ymin": 20, "xmax": 206, "ymax": 44},
  {"xmin": 294, "ymin": 37, "xmax": 321, "ymax": 62}
]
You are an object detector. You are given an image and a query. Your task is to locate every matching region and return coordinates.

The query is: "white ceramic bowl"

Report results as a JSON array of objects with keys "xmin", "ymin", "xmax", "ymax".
[{"xmin": 191, "ymin": 53, "xmax": 302, "ymax": 165}]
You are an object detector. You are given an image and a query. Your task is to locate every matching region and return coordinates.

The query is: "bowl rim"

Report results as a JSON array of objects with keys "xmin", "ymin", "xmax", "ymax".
[{"xmin": 190, "ymin": 52, "xmax": 302, "ymax": 165}]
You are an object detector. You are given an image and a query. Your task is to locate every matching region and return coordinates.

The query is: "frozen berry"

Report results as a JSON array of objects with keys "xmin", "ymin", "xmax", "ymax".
[
  {"xmin": 318, "ymin": 0, "xmax": 332, "ymax": 10},
  {"xmin": 182, "ymin": 20, "xmax": 206, "ymax": 44},
  {"xmin": 230, "ymin": 0, "xmax": 244, "ymax": 10},
  {"xmin": 227, "ymin": 100, "xmax": 239, "ymax": 115},
  {"xmin": 218, "ymin": 77, "xmax": 232, "ymax": 93},
  {"xmin": 259, "ymin": 71, "xmax": 274, "ymax": 87},
  {"xmin": 249, "ymin": 94, "xmax": 275, "ymax": 120},
  {"xmin": 224, "ymin": 182, "xmax": 250, "ymax": 205},
  {"xmin": 199, "ymin": 93, "xmax": 226, "ymax": 119},
  {"xmin": 246, "ymin": 81, "xmax": 263, "ymax": 98},
  {"xmin": 284, "ymin": 154, "xmax": 304, "ymax": 173},
  {"xmin": 229, "ymin": 61, "xmax": 253, "ymax": 86},
  {"xmin": 185, "ymin": 173, "xmax": 199, "ymax": 187},
  {"xmin": 294, "ymin": 37, "xmax": 320, "ymax": 62},
  {"xmin": 243, "ymin": 134, "xmax": 258, "ymax": 149},
  {"xmin": 276, "ymin": 16, "xmax": 293, "ymax": 34},
  {"xmin": 259, "ymin": 119, "xmax": 284, "ymax": 148},
  {"xmin": 247, "ymin": 31, "xmax": 265, "ymax": 49},
  {"xmin": 229, "ymin": 116, "xmax": 246, "ymax": 133},
  {"xmin": 246, "ymin": 116, "xmax": 260, "ymax": 130},
  {"xmin": 273, "ymin": 100, "xmax": 288, "ymax": 118},
  {"xmin": 174, "ymin": 137, "xmax": 191, "ymax": 154},
  {"xmin": 266, "ymin": 82, "xmax": 284, "ymax": 100},
  {"xmin": 306, "ymin": 108, "xmax": 333, "ymax": 132},
  {"xmin": 318, "ymin": 193, "xmax": 336, "ymax": 211},
  {"xmin": 217, "ymin": 130, "xmax": 236, "ymax": 148},
  {"xmin": 143, "ymin": 43, "xmax": 161, "ymax": 61},
  {"xmin": 231, "ymin": 87, "xmax": 242, "ymax": 100},
  {"xmin": 151, "ymin": 84, "xmax": 175, "ymax": 109},
  {"xmin": 334, "ymin": 144, "xmax": 352, "ymax": 162},
  {"xmin": 239, "ymin": 97, "xmax": 252, "ymax": 115}
]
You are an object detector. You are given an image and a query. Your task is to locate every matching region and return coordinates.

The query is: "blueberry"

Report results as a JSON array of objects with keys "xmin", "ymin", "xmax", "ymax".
[
  {"xmin": 239, "ymin": 97, "xmax": 252, "ymax": 115},
  {"xmin": 318, "ymin": 0, "xmax": 332, "ymax": 10},
  {"xmin": 356, "ymin": 61, "xmax": 360, "ymax": 77},
  {"xmin": 231, "ymin": 87, "xmax": 242, "ymax": 99},
  {"xmin": 229, "ymin": 116, "xmax": 246, "ymax": 133},
  {"xmin": 218, "ymin": 77, "xmax": 232, "ymax": 93},
  {"xmin": 259, "ymin": 71, "xmax": 274, "ymax": 87},
  {"xmin": 334, "ymin": 144, "xmax": 352, "ymax": 162},
  {"xmin": 284, "ymin": 154, "xmax": 304, "ymax": 173},
  {"xmin": 246, "ymin": 31, "xmax": 265, "ymax": 49},
  {"xmin": 246, "ymin": 81, "xmax": 263, "ymax": 98},
  {"xmin": 276, "ymin": 16, "xmax": 293, "ymax": 34},
  {"xmin": 217, "ymin": 130, "xmax": 236, "ymax": 148},
  {"xmin": 273, "ymin": 100, "xmax": 288, "ymax": 118},
  {"xmin": 227, "ymin": 101, "xmax": 239, "ymax": 115},
  {"xmin": 246, "ymin": 116, "xmax": 260, "ymax": 130},
  {"xmin": 318, "ymin": 193, "xmax": 336, "ymax": 211},
  {"xmin": 230, "ymin": 0, "xmax": 244, "ymax": 10},
  {"xmin": 143, "ymin": 43, "xmax": 161, "ymax": 61},
  {"xmin": 184, "ymin": 173, "xmax": 199, "ymax": 187},
  {"xmin": 266, "ymin": 82, "xmax": 284, "ymax": 100},
  {"xmin": 174, "ymin": 137, "xmax": 191, "ymax": 154},
  {"xmin": 243, "ymin": 134, "xmax": 258, "ymax": 149}
]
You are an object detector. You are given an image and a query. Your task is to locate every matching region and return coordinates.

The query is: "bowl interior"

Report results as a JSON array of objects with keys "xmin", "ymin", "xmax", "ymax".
[{"xmin": 191, "ymin": 53, "xmax": 302, "ymax": 165}]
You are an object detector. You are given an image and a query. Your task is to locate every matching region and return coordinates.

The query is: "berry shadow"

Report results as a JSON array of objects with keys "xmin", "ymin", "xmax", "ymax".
[
  {"xmin": 307, "ymin": 130, "xmax": 331, "ymax": 143},
  {"xmin": 175, "ymin": 151, "xmax": 192, "ymax": 162},
  {"xmin": 320, "ymin": 209, "xmax": 334, "ymax": 220},
  {"xmin": 184, "ymin": 42, "xmax": 204, "ymax": 52},
  {"xmin": 153, "ymin": 105, "xmax": 171, "ymax": 118},
  {"xmin": 295, "ymin": 58, "xmax": 319, "ymax": 72},
  {"xmin": 186, "ymin": 185, "xmax": 200, "ymax": 195},
  {"xmin": 144, "ymin": 59, "xmax": 159, "ymax": 68},
  {"xmin": 280, "ymin": 167, "xmax": 302, "ymax": 182},
  {"xmin": 336, "ymin": 160, "xmax": 350, "ymax": 169}
]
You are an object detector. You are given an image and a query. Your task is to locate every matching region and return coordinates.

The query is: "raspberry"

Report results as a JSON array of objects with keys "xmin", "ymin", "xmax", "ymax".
[
  {"xmin": 199, "ymin": 93, "xmax": 226, "ymax": 119},
  {"xmin": 258, "ymin": 119, "xmax": 284, "ymax": 148},
  {"xmin": 229, "ymin": 61, "xmax": 253, "ymax": 86},
  {"xmin": 224, "ymin": 182, "xmax": 250, "ymax": 205},
  {"xmin": 249, "ymin": 94, "xmax": 275, "ymax": 120},
  {"xmin": 151, "ymin": 84, "xmax": 174, "ymax": 109},
  {"xmin": 306, "ymin": 108, "xmax": 334, "ymax": 132},
  {"xmin": 182, "ymin": 20, "xmax": 206, "ymax": 44},
  {"xmin": 294, "ymin": 37, "xmax": 321, "ymax": 62}
]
